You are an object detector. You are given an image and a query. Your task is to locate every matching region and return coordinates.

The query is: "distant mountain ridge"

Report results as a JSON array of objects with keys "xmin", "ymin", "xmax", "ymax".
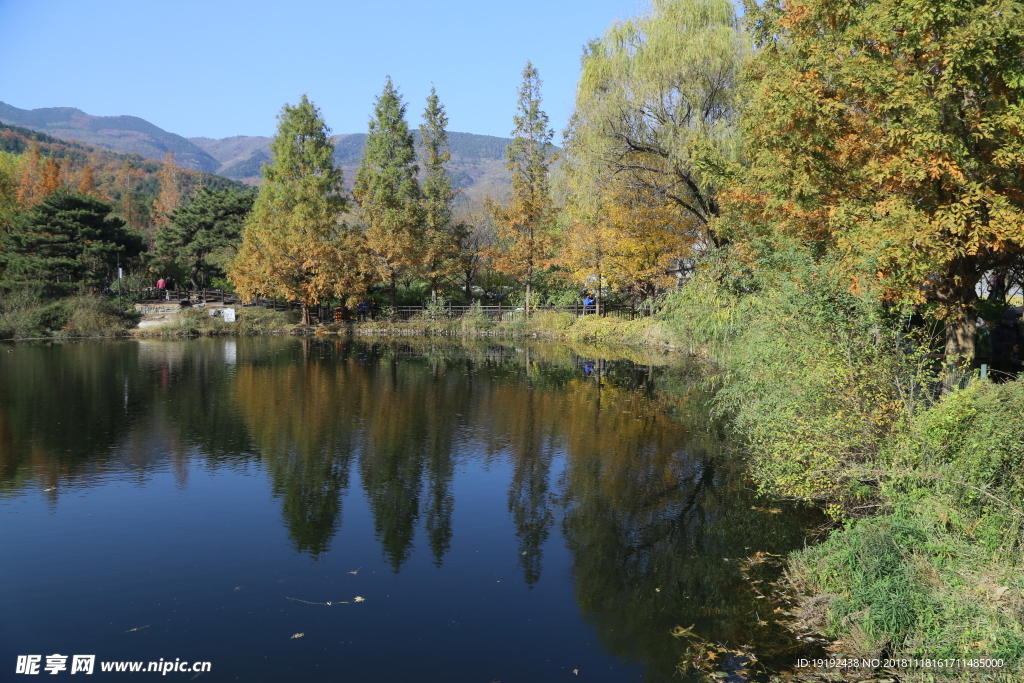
[
  {"xmin": 0, "ymin": 102, "xmax": 221, "ymax": 173},
  {"xmin": 1, "ymin": 101, "xmax": 519, "ymax": 203},
  {"xmin": 189, "ymin": 131, "xmax": 515, "ymax": 190}
]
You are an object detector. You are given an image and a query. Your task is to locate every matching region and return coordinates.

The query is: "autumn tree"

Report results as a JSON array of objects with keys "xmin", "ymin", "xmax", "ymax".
[
  {"xmin": 230, "ymin": 95, "xmax": 364, "ymax": 325},
  {"xmin": 15, "ymin": 145, "xmax": 42, "ymax": 207},
  {"xmin": 488, "ymin": 62, "xmax": 556, "ymax": 317},
  {"xmin": 113, "ymin": 160, "xmax": 146, "ymax": 234},
  {"xmin": 737, "ymin": 0, "xmax": 1024, "ymax": 367},
  {"xmin": 569, "ymin": 0, "xmax": 749, "ymax": 248},
  {"xmin": 418, "ymin": 87, "xmax": 466, "ymax": 301},
  {"xmin": 152, "ymin": 152, "xmax": 184, "ymax": 230},
  {"xmin": 39, "ymin": 157, "xmax": 62, "ymax": 196},
  {"xmin": 156, "ymin": 187, "xmax": 254, "ymax": 290},
  {"xmin": 560, "ymin": 166, "xmax": 694, "ymax": 313},
  {"xmin": 77, "ymin": 164, "xmax": 96, "ymax": 196},
  {"xmin": 353, "ymin": 77, "xmax": 423, "ymax": 308}
]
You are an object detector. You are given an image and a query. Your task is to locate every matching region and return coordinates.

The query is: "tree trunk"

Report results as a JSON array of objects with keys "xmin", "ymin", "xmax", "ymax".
[
  {"xmin": 596, "ymin": 269, "xmax": 602, "ymax": 317},
  {"xmin": 390, "ymin": 273, "xmax": 397, "ymax": 310},
  {"xmin": 525, "ymin": 280, "xmax": 531, "ymax": 320},
  {"xmin": 943, "ymin": 305, "xmax": 977, "ymax": 392},
  {"xmin": 301, "ymin": 302, "xmax": 311, "ymax": 326}
]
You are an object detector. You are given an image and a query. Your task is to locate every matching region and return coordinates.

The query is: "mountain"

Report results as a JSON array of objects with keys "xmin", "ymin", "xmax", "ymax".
[
  {"xmin": 0, "ymin": 102, "xmax": 221, "ymax": 173},
  {"xmin": 189, "ymin": 130, "xmax": 515, "ymax": 192},
  {"xmin": 1, "ymin": 101, "xmax": 532, "ymax": 207}
]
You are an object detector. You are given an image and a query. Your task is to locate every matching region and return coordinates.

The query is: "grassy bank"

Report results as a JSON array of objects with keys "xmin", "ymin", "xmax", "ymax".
[
  {"xmin": 0, "ymin": 291, "xmax": 298, "ymax": 340},
  {"xmin": 0, "ymin": 290, "xmax": 140, "ymax": 339},
  {"xmin": 335, "ymin": 309, "xmax": 674, "ymax": 347},
  {"xmin": 665, "ymin": 245, "xmax": 1024, "ymax": 681},
  {"xmin": 0, "ymin": 292, "xmax": 674, "ymax": 349}
]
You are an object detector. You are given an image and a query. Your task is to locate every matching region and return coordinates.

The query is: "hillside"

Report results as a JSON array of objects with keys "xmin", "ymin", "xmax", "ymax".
[
  {"xmin": 0, "ymin": 122, "xmax": 246, "ymax": 236},
  {"xmin": 0, "ymin": 101, "xmax": 536, "ymax": 208},
  {"xmin": 0, "ymin": 102, "xmax": 221, "ymax": 173}
]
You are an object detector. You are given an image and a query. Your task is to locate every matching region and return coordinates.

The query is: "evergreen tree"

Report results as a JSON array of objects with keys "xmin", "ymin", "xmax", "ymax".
[
  {"xmin": 418, "ymin": 88, "xmax": 466, "ymax": 301},
  {"xmin": 487, "ymin": 62, "xmax": 556, "ymax": 317},
  {"xmin": 155, "ymin": 187, "xmax": 254, "ymax": 290},
  {"xmin": 230, "ymin": 95, "xmax": 364, "ymax": 325},
  {"xmin": 0, "ymin": 190, "xmax": 144, "ymax": 295},
  {"xmin": 353, "ymin": 77, "xmax": 422, "ymax": 308}
]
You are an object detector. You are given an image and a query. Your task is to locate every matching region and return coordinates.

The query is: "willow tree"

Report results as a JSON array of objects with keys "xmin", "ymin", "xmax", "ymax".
[
  {"xmin": 418, "ymin": 88, "xmax": 466, "ymax": 301},
  {"xmin": 488, "ymin": 61, "xmax": 556, "ymax": 317},
  {"xmin": 568, "ymin": 0, "xmax": 749, "ymax": 249},
  {"xmin": 737, "ymin": 0, "xmax": 1024, "ymax": 368},
  {"xmin": 230, "ymin": 95, "xmax": 362, "ymax": 325},
  {"xmin": 353, "ymin": 78, "xmax": 422, "ymax": 309}
]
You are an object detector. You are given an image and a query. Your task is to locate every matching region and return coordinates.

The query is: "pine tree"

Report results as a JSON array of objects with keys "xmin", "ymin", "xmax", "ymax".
[
  {"xmin": 418, "ymin": 88, "xmax": 466, "ymax": 301},
  {"xmin": 230, "ymin": 95, "xmax": 364, "ymax": 325},
  {"xmin": 487, "ymin": 62, "xmax": 556, "ymax": 318},
  {"xmin": 353, "ymin": 77, "xmax": 422, "ymax": 308},
  {"xmin": 156, "ymin": 187, "xmax": 254, "ymax": 290},
  {"xmin": 0, "ymin": 190, "xmax": 144, "ymax": 295}
]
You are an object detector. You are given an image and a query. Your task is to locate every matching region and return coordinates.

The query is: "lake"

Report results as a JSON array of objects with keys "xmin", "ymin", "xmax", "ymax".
[{"xmin": 0, "ymin": 338, "xmax": 819, "ymax": 682}]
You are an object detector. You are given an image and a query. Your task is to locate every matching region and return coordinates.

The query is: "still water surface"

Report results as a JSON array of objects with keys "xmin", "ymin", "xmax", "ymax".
[{"xmin": 1, "ymin": 338, "xmax": 815, "ymax": 682}]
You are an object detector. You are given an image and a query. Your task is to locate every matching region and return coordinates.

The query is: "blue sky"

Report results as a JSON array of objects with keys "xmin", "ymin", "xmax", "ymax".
[{"xmin": 0, "ymin": 0, "xmax": 649, "ymax": 140}]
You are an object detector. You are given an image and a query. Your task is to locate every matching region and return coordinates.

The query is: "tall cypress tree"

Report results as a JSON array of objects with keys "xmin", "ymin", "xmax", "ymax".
[
  {"xmin": 418, "ymin": 88, "xmax": 465, "ymax": 302},
  {"xmin": 353, "ymin": 77, "xmax": 422, "ymax": 309},
  {"xmin": 230, "ymin": 95, "xmax": 363, "ymax": 325},
  {"xmin": 487, "ymin": 62, "xmax": 555, "ymax": 318}
]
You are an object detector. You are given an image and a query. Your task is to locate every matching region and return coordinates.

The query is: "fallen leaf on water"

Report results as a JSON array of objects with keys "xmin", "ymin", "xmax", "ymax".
[
  {"xmin": 291, "ymin": 633, "xmax": 304, "ymax": 639},
  {"xmin": 349, "ymin": 567, "xmax": 361, "ymax": 575},
  {"xmin": 125, "ymin": 625, "xmax": 149, "ymax": 633},
  {"xmin": 354, "ymin": 596, "xmax": 365, "ymax": 603}
]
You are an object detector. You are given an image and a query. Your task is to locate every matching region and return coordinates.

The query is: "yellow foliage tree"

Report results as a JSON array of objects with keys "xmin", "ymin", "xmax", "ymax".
[
  {"xmin": 230, "ymin": 96, "xmax": 366, "ymax": 325},
  {"xmin": 152, "ymin": 152, "xmax": 184, "ymax": 230},
  {"xmin": 487, "ymin": 62, "xmax": 556, "ymax": 317}
]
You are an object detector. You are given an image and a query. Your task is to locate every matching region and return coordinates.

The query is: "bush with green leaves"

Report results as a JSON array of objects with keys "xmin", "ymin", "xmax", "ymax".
[{"xmin": 664, "ymin": 240, "xmax": 927, "ymax": 508}]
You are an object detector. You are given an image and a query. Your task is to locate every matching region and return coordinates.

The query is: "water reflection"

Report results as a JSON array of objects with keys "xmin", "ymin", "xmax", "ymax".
[{"xmin": 0, "ymin": 338, "xmax": 816, "ymax": 680}]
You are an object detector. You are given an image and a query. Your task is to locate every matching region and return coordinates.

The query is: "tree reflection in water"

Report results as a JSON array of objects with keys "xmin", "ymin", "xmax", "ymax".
[{"xmin": 0, "ymin": 338, "xmax": 819, "ymax": 679}]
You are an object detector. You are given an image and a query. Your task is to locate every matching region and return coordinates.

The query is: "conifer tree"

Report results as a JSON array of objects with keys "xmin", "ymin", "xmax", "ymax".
[
  {"xmin": 417, "ymin": 87, "xmax": 466, "ymax": 301},
  {"xmin": 230, "ymin": 96, "xmax": 363, "ymax": 325},
  {"xmin": 0, "ymin": 190, "xmax": 144, "ymax": 295},
  {"xmin": 418, "ymin": 88, "xmax": 466, "ymax": 301},
  {"xmin": 353, "ymin": 77, "xmax": 422, "ymax": 308},
  {"xmin": 39, "ymin": 157, "xmax": 62, "ymax": 197},
  {"xmin": 487, "ymin": 62, "xmax": 556, "ymax": 317},
  {"xmin": 152, "ymin": 152, "xmax": 184, "ymax": 230},
  {"xmin": 15, "ymin": 146, "xmax": 41, "ymax": 207},
  {"xmin": 77, "ymin": 164, "xmax": 96, "ymax": 196},
  {"xmin": 156, "ymin": 187, "xmax": 254, "ymax": 290}
]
